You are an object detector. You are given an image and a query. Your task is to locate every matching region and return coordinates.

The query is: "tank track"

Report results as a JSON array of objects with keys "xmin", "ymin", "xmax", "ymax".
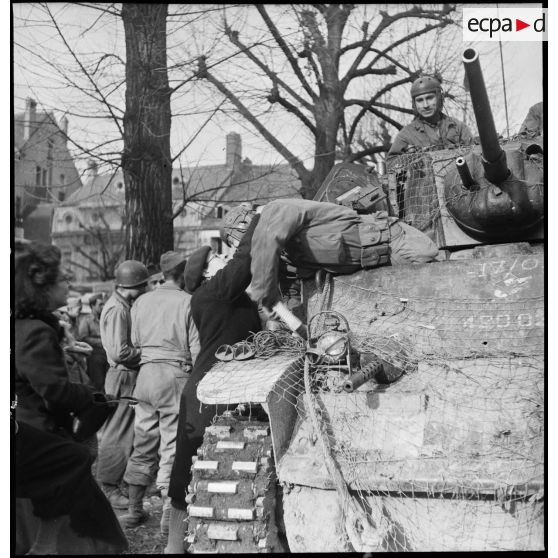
[{"xmin": 185, "ymin": 415, "xmax": 281, "ymax": 553}]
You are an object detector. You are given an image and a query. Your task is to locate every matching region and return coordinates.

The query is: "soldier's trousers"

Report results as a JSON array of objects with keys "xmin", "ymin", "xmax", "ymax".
[
  {"xmin": 123, "ymin": 362, "xmax": 190, "ymax": 490},
  {"xmin": 96, "ymin": 367, "xmax": 137, "ymax": 486}
]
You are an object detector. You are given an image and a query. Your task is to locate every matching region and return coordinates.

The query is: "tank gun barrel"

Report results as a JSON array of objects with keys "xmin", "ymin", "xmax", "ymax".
[
  {"xmin": 463, "ymin": 48, "xmax": 509, "ymax": 184},
  {"xmin": 455, "ymin": 157, "xmax": 478, "ymax": 191}
]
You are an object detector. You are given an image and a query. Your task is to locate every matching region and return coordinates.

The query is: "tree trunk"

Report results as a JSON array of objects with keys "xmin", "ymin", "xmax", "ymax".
[
  {"xmin": 121, "ymin": 3, "xmax": 173, "ymax": 265},
  {"xmin": 308, "ymin": 91, "xmax": 343, "ymax": 199}
]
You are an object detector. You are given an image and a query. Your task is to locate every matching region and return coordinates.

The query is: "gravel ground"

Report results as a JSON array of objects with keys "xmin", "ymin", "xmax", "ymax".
[{"xmin": 117, "ymin": 494, "xmax": 168, "ymax": 555}]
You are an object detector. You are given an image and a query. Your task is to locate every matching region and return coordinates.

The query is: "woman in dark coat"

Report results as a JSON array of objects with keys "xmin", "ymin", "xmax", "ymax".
[
  {"xmin": 14, "ymin": 242, "xmax": 127, "ymax": 555},
  {"xmin": 165, "ymin": 215, "xmax": 262, "ymax": 553}
]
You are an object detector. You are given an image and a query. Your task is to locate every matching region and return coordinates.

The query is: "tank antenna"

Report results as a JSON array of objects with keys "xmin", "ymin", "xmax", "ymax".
[{"xmin": 497, "ymin": 4, "xmax": 510, "ymax": 139}]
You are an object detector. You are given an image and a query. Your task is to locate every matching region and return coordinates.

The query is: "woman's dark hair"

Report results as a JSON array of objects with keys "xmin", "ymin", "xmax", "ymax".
[{"xmin": 15, "ymin": 243, "xmax": 62, "ymax": 318}]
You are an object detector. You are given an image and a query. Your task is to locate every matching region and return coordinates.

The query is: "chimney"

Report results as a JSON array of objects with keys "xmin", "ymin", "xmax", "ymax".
[
  {"xmin": 24, "ymin": 97, "xmax": 37, "ymax": 142},
  {"xmin": 226, "ymin": 132, "xmax": 242, "ymax": 169},
  {"xmin": 84, "ymin": 159, "xmax": 98, "ymax": 184},
  {"xmin": 59, "ymin": 115, "xmax": 69, "ymax": 139}
]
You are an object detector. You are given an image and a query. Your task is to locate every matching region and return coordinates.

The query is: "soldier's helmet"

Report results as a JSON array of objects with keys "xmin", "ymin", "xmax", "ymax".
[
  {"xmin": 115, "ymin": 260, "xmax": 149, "ymax": 288},
  {"xmin": 221, "ymin": 204, "xmax": 256, "ymax": 247},
  {"xmin": 410, "ymin": 75, "xmax": 444, "ymax": 114}
]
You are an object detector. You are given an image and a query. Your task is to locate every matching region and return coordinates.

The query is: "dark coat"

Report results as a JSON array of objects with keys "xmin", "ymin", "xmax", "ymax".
[
  {"xmin": 168, "ymin": 215, "xmax": 262, "ymax": 505},
  {"xmin": 15, "ymin": 313, "xmax": 95, "ymax": 434},
  {"xmin": 14, "ymin": 314, "xmax": 126, "ymax": 554}
]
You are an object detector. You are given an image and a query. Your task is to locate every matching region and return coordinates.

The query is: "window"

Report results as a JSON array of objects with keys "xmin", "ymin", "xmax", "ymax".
[
  {"xmin": 60, "ymin": 174, "xmax": 65, "ymax": 185},
  {"xmin": 35, "ymin": 166, "xmax": 41, "ymax": 186},
  {"xmin": 173, "ymin": 176, "xmax": 180, "ymax": 185},
  {"xmin": 64, "ymin": 213, "xmax": 73, "ymax": 225},
  {"xmin": 58, "ymin": 191, "xmax": 66, "ymax": 202},
  {"xmin": 42, "ymin": 169, "xmax": 48, "ymax": 187},
  {"xmin": 116, "ymin": 181, "xmax": 124, "ymax": 190},
  {"xmin": 47, "ymin": 139, "xmax": 54, "ymax": 160},
  {"xmin": 217, "ymin": 206, "xmax": 223, "ymax": 218}
]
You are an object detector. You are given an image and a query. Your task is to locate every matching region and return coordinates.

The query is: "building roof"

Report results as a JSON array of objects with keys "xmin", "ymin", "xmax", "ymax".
[
  {"xmin": 64, "ymin": 169, "xmax": 125, "ymax": 207},
  {"xmin": 64, "ymin": 161, "xmax": 302, "ymax": 210},
  {"xmin": 223, "ymin": 163, "xmax": 300, "ymax": 204},
  {"xmin": 14, "ymin": 111, "xmax": 59, "ymax": 151}
]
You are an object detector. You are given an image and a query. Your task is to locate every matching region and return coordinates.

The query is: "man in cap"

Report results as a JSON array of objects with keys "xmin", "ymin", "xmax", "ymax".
[
  {"xmin": 96, "ymin": 260, "xmax": 148, "ymax": 510},
  {"xmin": 387, "ymin": 75, "xmax": 473, "ymax": 158},
  {"xmin": 221, "ymin": 199, "xmax": 439, "ymax": 330},
  {"xmin": 165, "ymin": 218, "xmax": 261, "ymax": 554},
  {"xmin": 122, "ymin": 251, "xmax": 199, "ymax": 531}
]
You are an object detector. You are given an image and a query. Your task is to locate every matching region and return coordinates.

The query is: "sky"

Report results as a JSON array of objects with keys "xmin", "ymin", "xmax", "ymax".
[{"xmin": 11, "ymin": 3, "xmax": 544, "ymax": 174}]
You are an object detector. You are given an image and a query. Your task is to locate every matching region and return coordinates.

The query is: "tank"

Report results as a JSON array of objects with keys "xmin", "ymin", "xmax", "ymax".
[{"xmin": 186, "ymin": 49, "xmax": 544, "ymax": 553}]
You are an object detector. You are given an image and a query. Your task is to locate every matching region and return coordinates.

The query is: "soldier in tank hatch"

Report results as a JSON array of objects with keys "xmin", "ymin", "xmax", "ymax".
[{"xmin": 387, "ymin": 75, "xmax": 474, "ymax": 158}]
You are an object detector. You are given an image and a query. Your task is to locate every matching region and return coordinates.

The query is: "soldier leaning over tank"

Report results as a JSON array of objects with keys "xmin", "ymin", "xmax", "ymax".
[
  {"xmin": 387, "ymin": 75, "xmax": 474, "ymax": 158},
  {"xmin": 222, "ymin": 200, "xmax": 439, "ymax": 331},
  {"xmin": 519, "ymin": 101, "xmax": 543, "ymax": 137}
]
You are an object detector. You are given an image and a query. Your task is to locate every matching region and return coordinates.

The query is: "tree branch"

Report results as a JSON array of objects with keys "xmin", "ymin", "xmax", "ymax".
[
  {"xmin": 370, "ymin": 20, "xmax": 455, "ymax": 67},
  {"xmin": 347, "ymin": 101, "xmax": 403, "ymax": 147},
  {"xmin": 267, "ymin": 86, "xmax": 316, "ymax": 135},
  {"xmin": 171, "ymin": 99, "xmax": 225, "ymax": 163},
  {"xmin": 350, "ymin": 64, "xmax": 397, "ymax": 79},
  {"xmin": 347, "ymin": 143, "xmax": 390, "ymax": 163},
  {"xmin": 371, "ymin": 74, "xmax": 418, "ymax": 104},
  {"xmin": 341, "ymin": 6, "xmax": 454, "ymax": 87},
  {"xmin": 345, "ymin": 99, "xmax": 414, "ymax": 115},
  {"xmin": 197, "ymin": 56, "xmax": 310, "ymax": 185},
  {"xmin": 225, "ymin": 24, "xmax": 313, "ymax": 111},
  {"xmin": 255, "ymin": 5, "xmax": 316, "ymax": 100},
  {"xmin": 44, "ymin": 4, "xmax": 124, "ymax": 137}
]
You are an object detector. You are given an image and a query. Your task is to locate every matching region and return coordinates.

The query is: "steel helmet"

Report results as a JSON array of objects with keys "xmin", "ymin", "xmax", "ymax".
[
  {"xmin": 221, "ymin": 204, "xmax": 256, "ymax": 247},
  {"xmin": 115, "ymin": 260, "xmax": 149, "ymax": 288}
]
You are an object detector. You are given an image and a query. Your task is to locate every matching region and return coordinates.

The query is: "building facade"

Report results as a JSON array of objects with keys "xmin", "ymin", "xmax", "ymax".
[
  {"xmin": 14, "ymin": 97, "xmax": 83, "ymax": 242},
  {"xmin": 51, "ymin": 133, "xmax": 301, "ymax": 282}
]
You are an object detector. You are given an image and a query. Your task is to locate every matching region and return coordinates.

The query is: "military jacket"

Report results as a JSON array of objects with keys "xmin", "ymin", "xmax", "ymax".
[{"xmin": 388, "ymin": 113, "xmax": 473, "ymax": 158}]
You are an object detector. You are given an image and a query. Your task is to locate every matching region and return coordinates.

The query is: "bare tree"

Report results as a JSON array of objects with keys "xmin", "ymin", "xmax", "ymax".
[
  {"xmin": 194, "ymin": 4, "xmax": 458, "ymax": 199},
  {"xmin": 121, "ymin": 3, "xmax": 173, "ymax": 263},
  {"xmin": 69, "ymin": 212, "xmax": 125, "ymax": 281},
  {"xmin": 14, "ymin": 3, "xmax": 230, "ymax": 268}
]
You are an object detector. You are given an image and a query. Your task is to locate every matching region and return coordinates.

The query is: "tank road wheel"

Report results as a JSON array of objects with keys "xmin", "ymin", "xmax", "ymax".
[{"xmin": 185, "ymin": 415, "xmax": 284, "ymax": 553}]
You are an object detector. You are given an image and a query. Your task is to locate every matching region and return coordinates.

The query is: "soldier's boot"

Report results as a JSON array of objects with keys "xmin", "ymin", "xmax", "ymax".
[
  {"xmin": 102, "ymin": 483, "xmax": 129, "ymax": 510},
  {"xmin": 160, "ymin": 488, "xmax": 172, "ymax": 536},
  {"xmin": 120, "ymin": 484, "xmax": 149, "ymax": 528}
]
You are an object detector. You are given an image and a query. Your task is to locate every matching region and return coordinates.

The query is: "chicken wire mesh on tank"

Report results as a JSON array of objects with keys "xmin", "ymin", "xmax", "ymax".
[
  {"xmin": 279, "ymin": 256, "xmax": 544, "ymax": 552},
  {"xmin": 195, "ymin": 143, "xmax": 544, "ymax": 551},
  {"xmin": 385, "ymin": 141, "xmax": 544, "ymax": 248}
]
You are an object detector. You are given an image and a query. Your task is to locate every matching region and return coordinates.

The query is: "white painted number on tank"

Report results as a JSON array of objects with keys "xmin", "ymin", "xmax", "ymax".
[
  {"xmin": 466, "ymin": 257, "xmax": 539, "ymax": 278},
  {"xmin": 463, "ymin": 310, "xmax": 543, "ymax": 330},
  {"xmin": 521, "ymin": 258, "xmax": 539, "ymax": 271}
]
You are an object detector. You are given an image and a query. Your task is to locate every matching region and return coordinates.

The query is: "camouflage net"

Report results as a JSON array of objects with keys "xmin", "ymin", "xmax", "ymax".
[
  {"xmin": 196, "ymin": 145, "xmax": 544, "ymax": 552},
  {"xmin": 385, "ymin": 142, "xmax": 544, "ymax": 248},
  {"xmin": 198, "ymin": 258, "xmax": 544, "ymax": 551}
]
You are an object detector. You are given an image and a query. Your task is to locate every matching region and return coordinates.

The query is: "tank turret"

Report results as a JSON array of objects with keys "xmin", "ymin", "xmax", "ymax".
[{"xmin": 443, "ymin": 48, "xmax": 544, "ymax": 241}]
